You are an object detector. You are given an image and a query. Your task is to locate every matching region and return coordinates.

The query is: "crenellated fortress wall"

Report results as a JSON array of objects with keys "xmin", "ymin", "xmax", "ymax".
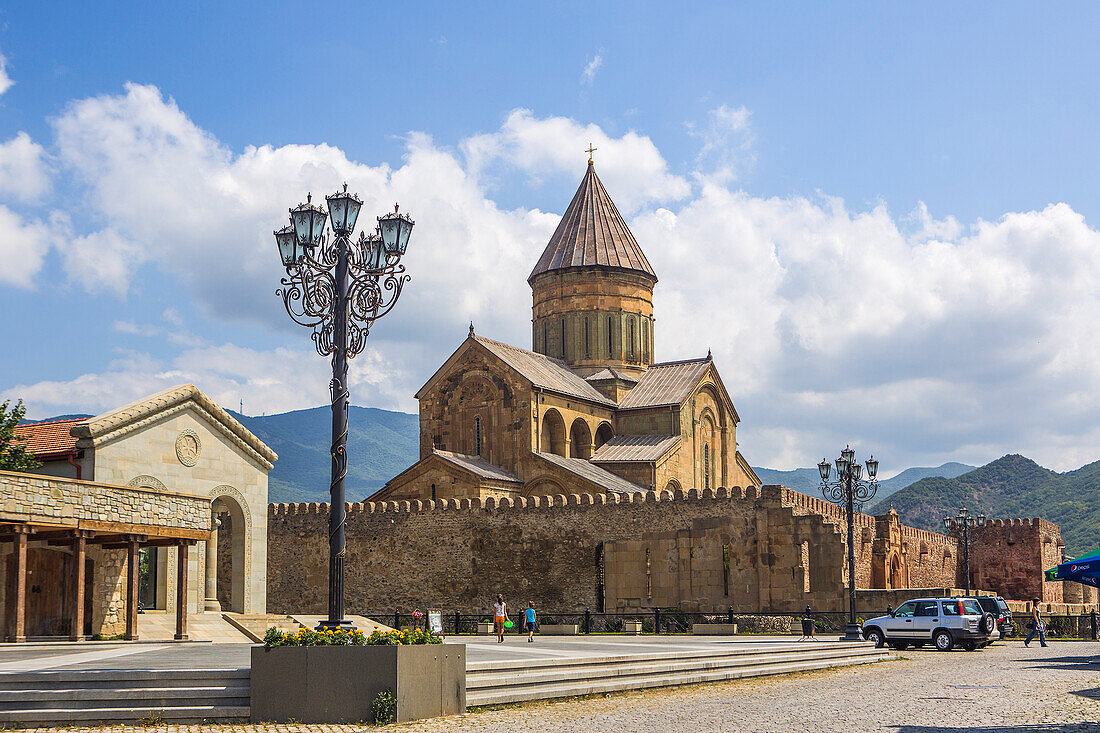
[{"xmin": 266, "ymin": 484, "xmax": 1060, "ymax": 614}]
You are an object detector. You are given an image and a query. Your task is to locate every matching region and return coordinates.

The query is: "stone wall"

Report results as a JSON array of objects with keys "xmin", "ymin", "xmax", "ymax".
[
  {"xmin": 965, "ymin": 519, "xmax": 1065, "ymax": 603},
  {"xmin": 267, "ymin": 485, "xmax": 969, "ymax": 616}
]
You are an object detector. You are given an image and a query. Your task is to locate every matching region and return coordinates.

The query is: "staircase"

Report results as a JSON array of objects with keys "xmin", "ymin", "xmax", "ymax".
[
  {"xmin": 466, "ymin": 641, "xmax": 890, "ymax": 706},
  {"xmin": 0, "ymin": 669, "xmax": 250, "ymax": 725},
  {"xmin": 222, "ymin": 613, "xmax": 302, "ymax": 642}
]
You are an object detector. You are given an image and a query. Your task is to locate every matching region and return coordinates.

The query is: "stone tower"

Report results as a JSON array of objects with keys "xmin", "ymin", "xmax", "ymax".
[{"xmin": 529, "ymin": 160, "xmax": 657, "ymax": 380}]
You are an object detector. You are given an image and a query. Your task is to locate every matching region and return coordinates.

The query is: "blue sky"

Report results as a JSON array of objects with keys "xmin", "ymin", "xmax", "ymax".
[{"xmin": 2, "ymin": 2, "xmax": 1099, "ymax": 473}]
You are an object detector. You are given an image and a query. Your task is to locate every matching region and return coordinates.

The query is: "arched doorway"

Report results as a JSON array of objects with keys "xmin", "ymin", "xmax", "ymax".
[
  {"xmin": 540, "ymin": 409, "xmax": 567, "ymax": 456},
  {"xmin": 207, "ymin": 486, "xmax": 253, "ymax": 614},
  {"xmin": 887, "ymin": 553, "xmax": 905, "ymax": 589},
  {"xmin": 595, "ymin": 422, "xmax": 614, "ymax": 450},
  {"xmin": 570, "ymin": 419, "xmax": 593, "ymax": 459}
]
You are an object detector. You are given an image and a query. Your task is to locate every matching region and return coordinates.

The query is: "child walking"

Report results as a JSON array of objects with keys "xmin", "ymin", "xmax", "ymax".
[{"xmin": 524, "ymin": 602, "xmax": 537, "ymax": 642}]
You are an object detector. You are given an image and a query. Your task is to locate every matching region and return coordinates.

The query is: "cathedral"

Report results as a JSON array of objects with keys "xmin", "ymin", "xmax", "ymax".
[{"xmin": 375, "ymin": 158, "xmax": 760, "ymax": 501}]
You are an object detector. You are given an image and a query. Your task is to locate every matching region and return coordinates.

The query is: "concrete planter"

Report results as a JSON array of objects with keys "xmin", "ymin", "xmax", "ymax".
[
  {"xmin": 250, "ymin": 644, "xmax": 465, "ymax": 724},
  {"xmin": 540, "ymin": 624, "xmax": 580, "ymax": 635},
  {"xmin": 622, "ymin": 621, "xmax": 644, "ymax": 635},
  {"xmin": 691, "ymin": 623, "xmax": 738, "ymax": 635},
  {"xmin": 477, "ymin": 622, "xmax": 495, "ymax": 634}
]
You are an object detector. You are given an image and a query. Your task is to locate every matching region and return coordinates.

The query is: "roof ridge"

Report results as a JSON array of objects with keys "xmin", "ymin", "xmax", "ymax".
[
  {"xmin": 16, "ymin": 417, "xmax": 87, "ymax": 428},
  {"xmin": 649, "ymin": 356, "xmax": 711, "ymax": 367}
]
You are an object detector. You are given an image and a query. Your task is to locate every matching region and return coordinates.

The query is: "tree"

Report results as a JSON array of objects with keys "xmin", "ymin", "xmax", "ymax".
[{"xmin": 0, "ymin": 400, "xmax": 41, "ymax": 472}]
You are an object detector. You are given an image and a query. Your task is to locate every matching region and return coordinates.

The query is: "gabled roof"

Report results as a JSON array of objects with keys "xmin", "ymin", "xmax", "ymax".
[
  {"xmin": 585, "ymin": 367, "xmax": 638, "ymax": 384},
  {"xmin": 476, "ymin": 336, "xmax": 618, "ymax": 406},
  {"xmin": 533, "ymin": 452, "xmax": 643, "ymax": 494},
  {"xmin": 433, "ymin": 451, "xmax": 523, "ymax": 484},
  {"xmin": 528, "ymin": 161, "xmax": 657, "ymax": 283},
  {"xmin": 13, "ymin": 418, "xmax": 86, "ymax": 458},
  {"xmin": 71, "ymin": 384, "xmax": 278, "ymax": 470},
  {"xmin": 591, "ymin": 434, "xmax": 680, "ymax": 463},
  {"xmin": 617, "ymin": 357, "xmax": 712, "ymax": 409}
]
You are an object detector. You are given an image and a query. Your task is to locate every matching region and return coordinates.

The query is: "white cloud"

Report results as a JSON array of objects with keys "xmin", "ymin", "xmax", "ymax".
[
  {"xmin": 463, "ymin": 108, "xmax": 690, "ymax": 212},
  {"xmin": 0, "ymin": 133, "xmax": 50, "ymax": 201},
  {"xmin": 6, "ymin": 84, "xmax": 1100, "ymax": 473},
  {"xmin": 0, "ymin": 49, "xmax": 12, "ymax": 97},
  {"xmin": 0, "ymin": 206, "xmax": 55, "ymax": 288},
  {"xmin": 687, "ymin": 105, "xmax": 755, "ymax": 184},
  {"xmin": 581, "ymin": 53, "xmax": 603, "ymax": 86}
]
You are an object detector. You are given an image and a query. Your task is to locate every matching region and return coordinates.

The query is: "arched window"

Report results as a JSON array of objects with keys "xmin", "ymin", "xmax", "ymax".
[
  {"xmin": 584, "ymin": 317, "xmax": 590, "ymax": 358},
  {"xmin": 561, "ymin": 319, "xmax": 566, "ymax": 359},
  {"xmin": 629, "ymin": 318, "xmax": 635, "ymax": 361},
  {"xmin": 607, "ymin": 316, "xmax": 613, "ymax": 356},
  {"xmin": 643, "ymin": 322, "xmax": 649, "ymax": 363},
  {"xmin": 431, "ymin": 483, "xmax": 437, "ymax": 501},
  {"xmin": 474, "ymin": 417, "xmax": 482, "ymax": 456},
  {"xmin": 704, "ymin": 443, "xmax": 711, "ymax": 491},
  {"xmin": 542, "ymin": 323, "xmax": 547, "ymax": 354}
]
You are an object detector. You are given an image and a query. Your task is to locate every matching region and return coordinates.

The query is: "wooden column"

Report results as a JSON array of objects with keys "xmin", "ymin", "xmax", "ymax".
[
  {"xmin": 124, "ymin": 536, "xmax": 140, "ymax": 641},
  {"xmin": 69, "ymin": 531, "xmax": 88, "ymax": 641},
  {"xmin": 174, "ymin": 542, "xmax": 189, "ymax": 640},
  {"xmin": 8, "ymin": 526, "xmax": 30, "ymax": 642}
]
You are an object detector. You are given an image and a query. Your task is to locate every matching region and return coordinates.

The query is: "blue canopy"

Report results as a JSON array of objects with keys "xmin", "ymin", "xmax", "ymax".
[{"xmin": 1046, "ymin": 546, "xmax": 1100, "ymax": 588}]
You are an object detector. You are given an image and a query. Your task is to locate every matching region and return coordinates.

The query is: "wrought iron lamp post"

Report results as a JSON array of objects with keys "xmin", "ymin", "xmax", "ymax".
[
  {"xmin": 944, "ymin": 508, "xmax": 985, "ymax": 595},
  {"xmin": 818, "ymin": 446, "xmax": 879, "ymax": 641},
  {"xmin": 274, "ymin": 185, "xmax": 414, "ymax": 630}
]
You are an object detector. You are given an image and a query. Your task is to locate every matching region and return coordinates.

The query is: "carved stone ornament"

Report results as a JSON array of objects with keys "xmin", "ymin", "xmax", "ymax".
[{"xmin": 175, "ymin": 429, "xmax": 202, "ymax": 467}]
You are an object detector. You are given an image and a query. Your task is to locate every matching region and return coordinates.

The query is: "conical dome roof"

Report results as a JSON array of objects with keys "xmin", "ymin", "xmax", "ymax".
[{"xmin": 528, "ymin": 161, "xmax": 657, "ymax": 284}]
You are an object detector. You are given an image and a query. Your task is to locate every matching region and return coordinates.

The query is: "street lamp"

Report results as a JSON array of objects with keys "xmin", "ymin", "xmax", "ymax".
[
  {"xmin": 275, "ymin": 185, "xmax": 414, "ymax": 630},
  {"xmin": 944, "ymin": 508, "xmax": 985, "ymax": 595},
  {"xmin": 818, "ymin": 446, "xmax": 879, "ymax": 641}
]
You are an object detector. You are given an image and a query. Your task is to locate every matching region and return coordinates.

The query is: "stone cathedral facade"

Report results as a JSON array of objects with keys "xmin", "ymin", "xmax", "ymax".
[{"xmin": 375, "ymin": 160, "xmax": 759, "ymax": 502}]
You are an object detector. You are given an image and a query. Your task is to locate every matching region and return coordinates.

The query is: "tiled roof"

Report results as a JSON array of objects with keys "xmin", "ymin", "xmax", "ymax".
[
  {"xmin": 533, "ymin": 452, "xmax": 643, "ymax": 494},
  {"xmin": 12, "ymin": 418, "xmax": 86, "ymax": 457},
  {"xmin": 585, "ymin": 367, "xmax": 638, "ymax": 383},
  {"xmin": 617, "ymin": 357, "xmax": 712, "ymax": 409},
  {"xmin": 473, "ymin": 336, "xmax": 615, "ymax": 407},
  {"xmin": 591, "ymin": 434, "xmax": 680, "ymax": 463},
  {"xmin": 433, "ymin": 451, "xmax": 523, "ymax": 484},
  {"xmin": 529, "ymin": 161, "xmax": 656, "ymax": 282}
]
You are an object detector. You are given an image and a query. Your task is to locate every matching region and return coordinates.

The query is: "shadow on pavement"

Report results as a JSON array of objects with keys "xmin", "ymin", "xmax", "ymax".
[
  {"xmin": 1018, "ymin": 653, "xmax": 1100, "ymax": 671},
  {"xmin": 1071, "ymin": 687, "xmax": 1100, "ymax": 701}
]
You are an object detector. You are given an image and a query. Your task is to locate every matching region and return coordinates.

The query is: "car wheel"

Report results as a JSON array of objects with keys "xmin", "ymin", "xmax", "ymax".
[
  {"xmin": 934, "ymin": 630, "xmax": 954, "ymax": 651},
  {"xmin": 865, "ymin": 628, "xmax": 884, "ymax": 648},
  {"xmin": 961, "ymin": 642, "xmax": 976, "ymax": 651},
  {"xmin": 889, "ymin": 641, "xmax": 909, "ymax": 651},
  {"xmin": 980, "ymin": 613, "xmax": 996, "ymax": 635}
]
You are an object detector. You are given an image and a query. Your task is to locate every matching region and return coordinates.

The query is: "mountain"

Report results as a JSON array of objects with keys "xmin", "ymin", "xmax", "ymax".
[
  {"xmin": 751, "ymin": 462, "xmax": 976, "ymax": 499},
  {"xmin": 868, "ymin": 454, "xmax": 1100, "ymax": 556},
  {"xmin": 229, "ymin": 406, "xmax": 419, "ymax": 504}
]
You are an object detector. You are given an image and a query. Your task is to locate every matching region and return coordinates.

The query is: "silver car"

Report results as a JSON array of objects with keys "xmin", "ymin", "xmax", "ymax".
[{"xmin": 862, "ymin": 597, "xmax": 996, "ymax": 651}]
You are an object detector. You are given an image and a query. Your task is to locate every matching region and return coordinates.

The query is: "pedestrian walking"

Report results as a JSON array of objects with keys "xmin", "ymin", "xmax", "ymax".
[
  {"xmin": 492, "ymin": 594, "xmax": 508, "ymax": 643},
  {"xmin": 524, "ymin": 601, "xmax": 537, "ymax": 642},
  {"xmin": 1024, "ymin": 597, "xmax": 1048, "ymax": 647}
]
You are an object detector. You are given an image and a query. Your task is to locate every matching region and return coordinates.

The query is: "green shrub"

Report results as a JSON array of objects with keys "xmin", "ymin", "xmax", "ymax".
[{"xmin": 371, "ymin": 689, "xmax": 397, "ymax": 725}]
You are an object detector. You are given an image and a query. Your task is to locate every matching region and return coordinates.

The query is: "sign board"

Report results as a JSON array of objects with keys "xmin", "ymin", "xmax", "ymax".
[{"xmin": 428, "ymin": 610, "xmax": 443, "ymax": 635}]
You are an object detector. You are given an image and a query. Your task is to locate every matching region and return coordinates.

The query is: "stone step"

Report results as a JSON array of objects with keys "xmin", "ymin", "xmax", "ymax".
[
  {"xmin": 222, "ymin": 614, "xmax": 302, "ymax": 642},
  {"xmin": 466, "ymin": 647, "xmax": 890, "ymax": 706},
  {"xmin": 0, "ymin": 705, "xmax": 251, "ymax": 725},
  {"xmin": 0, "ymin": 668, "xmax": 248, "ymax": 691},
  {"xmin": 467, "ymin": 646, "xmax": 886, "ymax": 690},
  {"xmin": 0, "ymin": 685, "xmax": 250, "ymax": 711}
]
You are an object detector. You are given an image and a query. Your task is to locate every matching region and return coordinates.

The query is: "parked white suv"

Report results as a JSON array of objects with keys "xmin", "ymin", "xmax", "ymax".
[{"xmin": 862, "ymin": 597, "xmax": 996, "ymax": 651}]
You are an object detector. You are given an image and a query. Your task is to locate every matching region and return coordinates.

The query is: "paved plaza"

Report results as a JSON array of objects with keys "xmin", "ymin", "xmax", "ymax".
[{"xmin": 0, "ymin": 639, "xmax": 1098, "ymax": 731}]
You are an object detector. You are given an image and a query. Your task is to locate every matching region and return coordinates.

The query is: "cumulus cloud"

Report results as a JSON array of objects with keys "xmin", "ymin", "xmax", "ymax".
[
  {"xmin": 5, "ymin": 84, "xmax": 1100, "ymax": 473},
  {"xmin": 0, "ymin": 133, "xmax": 50, "ymax": 201},
  {"xmin": 463, "ymin": 108, "xmax": 690, "ymax": 211},
  {"xmin": 0, "ymin": 206, "xmax": 55, "ymax": 288},
  {"xmin": 581, "ymin": 53, "xmax": 603, "ymax": 86}
]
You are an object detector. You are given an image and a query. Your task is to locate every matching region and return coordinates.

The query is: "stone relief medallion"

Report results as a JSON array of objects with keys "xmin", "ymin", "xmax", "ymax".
[{"xmin": 175, "ymin": 429, "xmax": 201, "ymax": 467}]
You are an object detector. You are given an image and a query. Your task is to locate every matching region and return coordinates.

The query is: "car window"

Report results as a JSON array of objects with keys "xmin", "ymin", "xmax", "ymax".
[
  {"xmin": 894, "ymin": 602, "xmax": 917, "ymax": 618},
  {"xmin": 916, "ymin": 601, "xmax": 939, "ymax": 617},
  {"xmin": 941, "ymin": 601, "xmax": 960, "ymax": 616},
  {"xmin": 963, "ymin": 600, "xmax": 983, "ymax": 615},
  {"xmin": 997, "ymin": 600, "xmax": 1010, "ymax": 612}
]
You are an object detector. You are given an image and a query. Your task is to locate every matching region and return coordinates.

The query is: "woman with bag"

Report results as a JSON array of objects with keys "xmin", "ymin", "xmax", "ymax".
[
  {"xmin": 492, "ymin": 594, "xmax": 508, "ymax": 643},
  {"xmin": 1024, "ymin": 597, "xmax": 1048, "ymax": 647}
]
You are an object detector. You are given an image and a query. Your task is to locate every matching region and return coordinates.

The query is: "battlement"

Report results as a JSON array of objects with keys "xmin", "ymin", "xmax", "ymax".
[{"xmin": 269, "ymin": 484, "xmax": 763, "ymax": 517}]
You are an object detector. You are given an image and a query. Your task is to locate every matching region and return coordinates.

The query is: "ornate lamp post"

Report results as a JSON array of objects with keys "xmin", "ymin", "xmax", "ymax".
[
  {"xmin": 274, "ymin": 185, "xmax": 414, "ymax": 630},
  {"xmin": 818, "ymin": 446, "xmax": 879, "ymax": 641},
  {"xmin": 944, "ymin": 508, "xmax": 985, "ymax": 595}
]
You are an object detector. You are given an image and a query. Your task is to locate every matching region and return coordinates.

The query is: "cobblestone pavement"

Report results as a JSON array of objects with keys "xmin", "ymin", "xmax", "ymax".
[{"xmin": 14, "ymin": 642, "xmax": 1100, "ymax": 733}]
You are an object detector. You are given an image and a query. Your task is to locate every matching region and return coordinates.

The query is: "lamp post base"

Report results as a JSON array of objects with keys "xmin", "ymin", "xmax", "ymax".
[
  {"xmin": 315, "ymin": 619, "xmax": 356, "ymax": 632},
  {"xmin": 842, "ymin": 622, "xmax": 864, "ymax": 641}
]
